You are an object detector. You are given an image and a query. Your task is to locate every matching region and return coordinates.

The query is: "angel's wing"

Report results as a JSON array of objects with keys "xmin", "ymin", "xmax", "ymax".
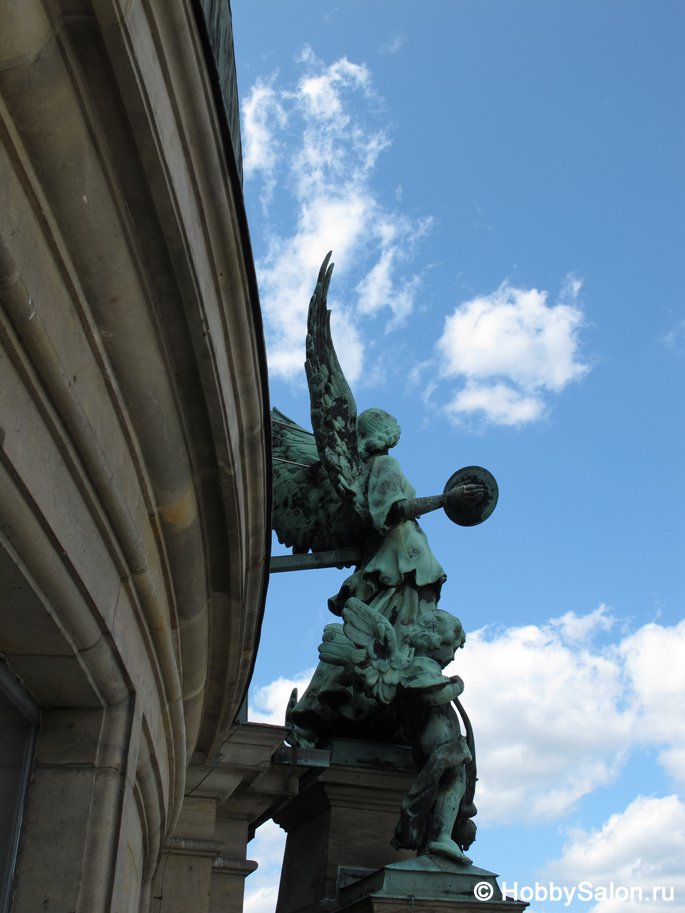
[
  {"xmin": 338, "ymin": 598, "xmax": 411, "ymax": 703},
  {"xmin": 271, "ymin": 408, "xmax": 366, "ymax": 553},
  {"xmin": 318, "ymin": 623, "xmax": 362, "ymax": 667},
  {"xmin": 305, "ymin": 253, "xmax": 369, "ymax": 520},
  {"xmin": 342, "ymin": 597, "xmax": 397, "ymax": 652},
  {"xmin": 338, "ymin": 599, "xmax": 460, "ymax": 705}
]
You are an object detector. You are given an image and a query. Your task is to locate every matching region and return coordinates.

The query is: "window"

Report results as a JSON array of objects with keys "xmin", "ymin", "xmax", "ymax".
[{"xmin": 0, "ymin": 663, "xmax": 38, "ymax": 913}]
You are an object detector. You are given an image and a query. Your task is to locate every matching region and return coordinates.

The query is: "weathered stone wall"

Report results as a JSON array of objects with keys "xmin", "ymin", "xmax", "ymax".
[{"xmin": 0, "ymin": 0, "xmax": 271, "ymax": 909}]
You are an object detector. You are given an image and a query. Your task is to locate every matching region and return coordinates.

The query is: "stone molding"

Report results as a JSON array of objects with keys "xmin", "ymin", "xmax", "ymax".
[
  {"xmin": 168, "ymin": 837, "xmax": 227, "ymax": 859},
  {"xmin": 212, "ymin": 857, "xmax": 259, "ymax": 877},
  {"xmin": 0, "ymin": 0, "xmax": 270, "ymax": 909}
]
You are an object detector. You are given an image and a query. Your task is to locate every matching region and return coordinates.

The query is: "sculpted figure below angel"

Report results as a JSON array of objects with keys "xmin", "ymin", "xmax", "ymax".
[{"xmin": 272, "ymin": 253, "xmax": 495, "ymax": 864}]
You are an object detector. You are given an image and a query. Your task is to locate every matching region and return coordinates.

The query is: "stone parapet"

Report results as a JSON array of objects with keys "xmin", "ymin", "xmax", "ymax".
[
  {"xmin": 152, "ymin": 723, "xmax": 331, "ymax": 913},
  {"xmin": 273, "ymin": 740, "xmax": 527, "ymax": 913},
  {"xmin": 0, "ymin": 0, "xmax": 269, "ymax": 908},
  {"xmin": 274, "ymin": 739, "xmax": 418, "ymax": 913}
]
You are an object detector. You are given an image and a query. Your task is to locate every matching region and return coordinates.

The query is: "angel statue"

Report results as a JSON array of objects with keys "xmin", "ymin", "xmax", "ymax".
[{"xmin": 272, "ymin": 253, "xmax": 497, "ymax": 864}]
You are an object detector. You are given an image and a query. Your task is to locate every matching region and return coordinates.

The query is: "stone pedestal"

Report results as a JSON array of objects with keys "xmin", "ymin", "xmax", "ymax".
[
  {"xmin": 149, "ymin": 725, "xmax": 330, "ymax": 913},
  {"xmin": 273, "ymin": 739, "xmax": 528, "ymax": 913},
  {"xmin": 273, "ymin": 740, "xmax": 418, "ymax": 913},
  {"xmin": 332, "ymin": 855, "xmax": 527, "ymax": 913}
]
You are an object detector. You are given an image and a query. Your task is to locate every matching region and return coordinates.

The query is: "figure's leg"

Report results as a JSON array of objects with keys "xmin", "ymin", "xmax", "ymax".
[{"xmin": 426, "ymin": 765, "xmax": 472, "ymax": 863}]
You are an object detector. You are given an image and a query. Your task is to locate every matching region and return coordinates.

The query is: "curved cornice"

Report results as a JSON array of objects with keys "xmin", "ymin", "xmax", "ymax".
[{"xmin": 0, "ymin": 0, "xmax": 270, "ymax": 838}]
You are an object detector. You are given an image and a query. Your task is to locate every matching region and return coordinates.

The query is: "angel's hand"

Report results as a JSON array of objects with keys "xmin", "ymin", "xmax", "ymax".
[
  {"xmin": 444, "ymin": 483, "xmax": 485, "ymax": 510},
  {"xmin": 449, "ymin": 674, "xmax": 465, "ymax": 696},
  {"xmin": 420, "ymin": 677, "xmax": 465, "ymax": 706}
]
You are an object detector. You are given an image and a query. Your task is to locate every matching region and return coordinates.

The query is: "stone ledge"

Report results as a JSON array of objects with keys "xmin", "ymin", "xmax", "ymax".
[
  {"xmin": 212, "ymin": 857, "xmax": 259, "ymax": 877},
  {"xmin": 167, "ymin": 837, "xmax": 226, "ymax": 858}
]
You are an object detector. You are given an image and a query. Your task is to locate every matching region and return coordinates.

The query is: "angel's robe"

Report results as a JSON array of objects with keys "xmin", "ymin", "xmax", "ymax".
[
  {"xmin": 293, "ymin": 453, "xmax": 452, "ymax": 735},
  {"xmin": 329, "ymin": 454, "xmax": 447, "ymax": 619}
]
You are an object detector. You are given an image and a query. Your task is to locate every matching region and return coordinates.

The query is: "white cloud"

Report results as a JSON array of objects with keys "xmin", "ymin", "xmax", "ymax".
[
  {"xmin": 246, "ymin": 616, "xmax": 685, "ymax": 907},
  {"xmin": 244, "ymin": 820, "xmax": 288, "ymax": 913},
  {"xmin": 445, "ymin": 614, "xmax": 685, "ymax": 825},
  {"xmin": 245, "ymin": 681, "xmax": 314, "ymax": 913},
  {"xmin": 242, "ymin": 48, "xmax": 431, "ymax": 381},
  {"xmin": 550, "ymin": 604, "xmax": 616, "ymax": 642},
  {"xmin": 449, "ymin": 615, "xmax": 633, "ymax": 824},
  {"xmin": 445, "ymin": 381, "xmax": 544, "ymax": 426},
  {"xmin": 249, "ymin": 669, "xmax": 315, "ymax": 725},
  {"xmin": 436, "ymin": 277, "xmax": 589, "ymax": 426},
  {"xmin": 619, "ymin": 622, "xmax": 685, "ymax": 785},
  {"xmin": 379, "ymin": 34, "xmax": 405, "ymax": 54},
  {"xmin": 660, "ymin": 318, "xmax": 685, "ymax": 353},
  {"xmin": 242, "ymin": 78, "xmax": 287, "ymax": 207},
  {"xmin": 249, "ymin": 615, "xmax": 685, "ymax": 828},
  {"xmin": 543, "ymin": 795, "xmax": 685, "ymax": 913}
]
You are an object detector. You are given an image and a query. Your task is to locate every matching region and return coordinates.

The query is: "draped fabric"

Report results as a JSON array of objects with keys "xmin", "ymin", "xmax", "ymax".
[
  {"xmin": 293, "ymin": 455, "xmax": 448, "ymax": 735},
  {"xmin": 391, "ymin": 737, "xmax": 471, "ymax": 851},
  {"xmin": 329, "ymin": 455, "xmax": 446, "ymax": 615},
  {"xmin": 290, "ymin": 453, "xmax": 478, "ymax": 854}
]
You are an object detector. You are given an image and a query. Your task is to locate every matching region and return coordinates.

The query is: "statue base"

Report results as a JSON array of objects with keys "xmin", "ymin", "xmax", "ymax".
[
  {"xmin": 273, "ymin": 739, "xmax": 417, "ymax": 913},
  {"xmin": 273, "ymin": 739, "xmax": 526, "ymax": 913},
  {"xmin": 329, "ymin": 854, "xmax": 527, "ymax": 912}
]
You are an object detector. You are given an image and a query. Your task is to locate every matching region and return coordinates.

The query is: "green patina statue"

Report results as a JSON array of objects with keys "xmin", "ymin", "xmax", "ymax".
[{"xmin": 272, "ymin": 253, "xmax": 498, "ymax": 865}]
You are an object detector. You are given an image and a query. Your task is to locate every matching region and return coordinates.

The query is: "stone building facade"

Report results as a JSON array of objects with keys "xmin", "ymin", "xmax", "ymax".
[{"xmin": 0, "ymin": 1, "xmax": 299, "ymax": 910}]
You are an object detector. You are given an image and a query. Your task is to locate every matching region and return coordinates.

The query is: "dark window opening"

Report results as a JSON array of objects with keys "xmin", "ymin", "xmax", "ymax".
[{"xmin": 0, "ymin": 663, "xmax": 38, "ymax": 913}]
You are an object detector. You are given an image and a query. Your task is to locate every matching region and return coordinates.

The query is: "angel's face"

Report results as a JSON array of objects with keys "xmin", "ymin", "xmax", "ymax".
[
  {"xmin": 432, "ymin": 639, "xmax": 458, "ymax": 668},
  {"xmin": 430, "ymin": 620, "xmax": 465, "ymax": 667}
]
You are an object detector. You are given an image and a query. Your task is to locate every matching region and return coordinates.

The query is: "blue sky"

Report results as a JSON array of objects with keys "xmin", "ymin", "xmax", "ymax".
[{"xmin": 231, "ymin": 3, "xmax": 685, "ymax": 911}]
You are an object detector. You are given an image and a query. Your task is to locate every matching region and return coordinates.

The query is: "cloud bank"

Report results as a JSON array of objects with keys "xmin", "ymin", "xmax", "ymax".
[
  {"xmin": 247, "ymin": 611, "xmax": 685, "ymax": 906},
  {"xmin": 544, "ymin": 795, "xmax": 685, "ymax": 913},
  {"xmin": 242, "ymin": 48, "xmax": 431, "ymax": 382},
  {"xmin": 249, "ymin": 669, "xmax": 316, "ymax": 726},
  {"xmin": 449, "ymin": 612, "xmax": 685, "ymax": 825},
  {"xmin": 244, "ymin": 820, "xmax": 288, "ymax": 913},
  {"xmin": 436, "ymin": 277, "xmax": 589, "ymax": 425},
  {"xmin": 251, "ymin": 612, "xmax": 685, "ymax": 824}
]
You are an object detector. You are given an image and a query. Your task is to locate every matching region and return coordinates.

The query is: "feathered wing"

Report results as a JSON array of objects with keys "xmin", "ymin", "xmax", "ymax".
[
  {"xmin": 321, "ymin": 598, "xmax": 461, "ymax": 705},
  {"xmin": 333, "ymin": 598, "xmax": 411, "ymax": 704},
  {"xmin": 305, "ymin": 253, "xmax": 369, "ymax": 521},
  {"xmin": 271, "ymin": 408, "xmax": 365, "ymax": 553}
]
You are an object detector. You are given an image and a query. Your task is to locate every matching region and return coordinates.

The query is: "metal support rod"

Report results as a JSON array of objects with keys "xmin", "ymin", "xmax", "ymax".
[{"xmin": 269, "ymin": 547, "xmax": 363, "ymax": 573}]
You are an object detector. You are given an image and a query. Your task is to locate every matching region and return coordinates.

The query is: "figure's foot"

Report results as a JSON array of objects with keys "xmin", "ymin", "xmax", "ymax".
[{"xmin": 427, "ymin": 836, "xmax": 472, "ymax": 865}]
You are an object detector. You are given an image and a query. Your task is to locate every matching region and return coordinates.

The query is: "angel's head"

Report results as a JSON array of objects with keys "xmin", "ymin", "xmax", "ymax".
[
  {"xmin": 408, "ymin": 610, "xmax": 466, "ymax": 668},
  {"xmin": 357, "ymin": 408, "xmax": 401, "ymax": 461}
]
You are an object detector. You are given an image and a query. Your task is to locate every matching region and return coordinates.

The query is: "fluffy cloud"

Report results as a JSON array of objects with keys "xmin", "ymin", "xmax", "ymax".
[
  {"xmin": 447, "ymin": 613, "xmax": 685, "ymax": 825},
  {"xmin": 619, "ymin": 622, "xmax": 685, "ymax": 785},
  {"xmin": 660, "ymin": 319, "xmax": 685, "ymax": 353},
  {"xmin": 543, "ymin": 795, "xmax": 685, "ymax": 913},
  {"xmin": 244, "ymin": 820, "xmax": 288, "ymax": 913},
  {"xmin": 246, "ymin": 614, "xmax": 685, "ymax": 906},
  {"xmin": 249, "ymin": 669, "xmax": 315, "ymax": 725},
  {"xmin": 242, "ymin": 48, "xmax": 430, "ymax": 381},
  {"xmin": 436, "ymin": 277, "xmax": 589, "ymax": 425},
  {"xmin": 245, "ymin": 674, "xmax": 315, "ymax": 912},
  {"xmin": 242, "ymin": 78, "xmax": 287, "ymax": 206},
  {"xmin": 379, "ymin": 34, "xmax": 406, "ymax": 55},
  {"xmin": 250, "ymin": 614, "xmax": 685, "ymax": 824},
  {"xmin": 448, "ymin": 609, "xmax": 633, "ymax": 824}
]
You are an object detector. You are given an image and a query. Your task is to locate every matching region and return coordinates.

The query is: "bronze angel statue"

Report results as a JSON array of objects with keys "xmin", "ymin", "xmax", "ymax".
[{"xmin": 272, "ymin": 253, "xmax": 498, "ymax": 864}]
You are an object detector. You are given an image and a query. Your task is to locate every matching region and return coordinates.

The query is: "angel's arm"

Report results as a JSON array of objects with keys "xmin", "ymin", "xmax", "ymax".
[
  {"xmin": 387, "ymin": 485, "xmax": 484, "ymax": 523},
  {"xmin": 400, "ymin": 658, "xmax": 465, "ymax": 705},
  {"xmin": 420, "ymin": 676, "xmax": 465, "ymax": 706}
]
